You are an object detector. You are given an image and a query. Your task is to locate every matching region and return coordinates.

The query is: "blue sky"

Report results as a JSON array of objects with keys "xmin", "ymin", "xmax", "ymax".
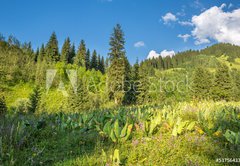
[{"xmin": 1, "ymin": 0, "xmax": 239, "ymax": 63}]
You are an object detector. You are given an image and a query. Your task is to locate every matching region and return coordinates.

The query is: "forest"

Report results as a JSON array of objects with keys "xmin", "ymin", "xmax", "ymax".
[{"xmin": 0, "ymin": 24, "xmax": 240, "ymax": 165}]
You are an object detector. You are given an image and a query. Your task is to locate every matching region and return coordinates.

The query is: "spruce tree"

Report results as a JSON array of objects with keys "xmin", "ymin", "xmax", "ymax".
[
  {"xmin": 91, "ymin": 50, "xmax": 98, "ymax": 70},
  {"xmin": 35, "ymin": 47, "xmax": 39, "ymax": 63},
  {"xmin": 38, "ymin": 44, "xmax": 45, "ymax": 62},
  {"xmin": 46, "ymin": 32, "xmax": 59, "ymax": 62},
  {"xmin": 61, "ymin": 37, "xmax": 71, "ymax": 64},
  {"xmin": 122, "ymin": 55, "xmax": 132, "ymax": 104},
  {"xmin": 68, "ymin": 79, "xmax": 90, "ymax": 112},
  {"xmin": 36, "ymin": 44, "xmax": 47, "ymax": 85},
  {"xmin": 28, "ymin": 86, "xmax": 41, "ymax": 113},
  {"xmin": 107, "ymin": 24, "xmax": 130, "ymax": 105},
  {"xmin": 85, "ymin": 49, "xmax": 91, "ymax": 70},
  {"xmin": 74, "ymin": 40, "xmax": 86, "ymax": 67},
  {"xmin": 99, "ymin": 56, "xmax": 105, "ymax": 74},
  {"xmin": 127, "ymin": 59, "xmax": 140, "ymax": 104},
  {"xmin": 97, "ymin": 54, "xmax": 101, "ymax": 71},
  {"xmin": 69, "ymin": 43, "xmax": 76, "ymax": 64},
  {"xmin": 211, "ymin": 64, "xmax": 233, "ymax": 101},
  {"xmin": 137, "ymin": 63, "xmax": 150, "ymax": 104},
  {"xmin": 192, "ymin": 67, "xmax": 212, "ymax": 100}
]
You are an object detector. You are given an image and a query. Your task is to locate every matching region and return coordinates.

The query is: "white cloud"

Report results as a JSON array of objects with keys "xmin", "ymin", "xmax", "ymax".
[
  {"xmin": 160, "ymin": 50, "xmax": 175, "ymax": 58},
  {"xmin": 147, "ymin": 50, "xmax": 175, "ymax": 59},
  {"xmin": 134, "ymin": 41, "xmax": 145, "ymax": 48},
  {"xmin": 147, "ymin": 50, "xmax": 160, "ymax": 59},
  {"xmin": 178, "ymin": 34, "xmax": 191, "ymax": 42},
  {"xmin": 178, "ymin": 21, "xmax": 193, "ymax": 26},
  {"xmin": 191, "ymin": 4, "xmax": 240, "ymax": 46},
  {"xmin": 162, "ymin": 13, "xmax": 177, "ymax": 24}
]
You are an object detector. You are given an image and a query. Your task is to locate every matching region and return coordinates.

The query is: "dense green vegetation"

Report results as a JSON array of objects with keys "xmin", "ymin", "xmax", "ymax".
[{"xmin": 1, "ymin": 25, "xmax": 240, "ymax": 165}]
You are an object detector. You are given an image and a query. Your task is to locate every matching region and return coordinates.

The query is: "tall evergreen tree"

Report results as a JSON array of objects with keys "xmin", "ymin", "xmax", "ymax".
[
  {"xmin": 192, "ymin": 67, "xmax": 212, "ymax": 100},
  {"xmin": 61, "ymin": 37, "xmax": 71, "ymax": 64},
  {"xmin": 99, "ymin": 56, "xmax": 105, "ymax": 74},
  {"xmin": 36, "ymin": 44, "xmax": 47, "ymax": 85},
  {"xmin": 97, "ymin": 54, "xmax": 101, "ymax": 71},
  {"xmin": 85, "ymin": 49, "xmax": 91, "ymax": 70},
  {"xmin": 46, "ymin": 32, "xmax": 59, "ymax": 62},
  {"xmin": 68, "ymin": 79, "xmax": 90, "ymax": 112},
  {"xmin": 91, "ymin": 50, "xmax": 98, "ymax": 70},
  {"xmin": 211, "ymin": 64, "xmax": 233, "ymax": 101},
  {"xmin": 38, "ymin": 44, "xmax": 45, "ymax": 62},
  {"xmin": 127, "ymin": 59, "xmax": 140, "ymax": 104},
  {"xmin": 74, "ymin": 40, "xmax": 86, "ymax": 67},
  {"xmin": 28, "ymin": 86, "xmax": 41, "ymax": 113},
  {"xmin": 137, "ymin": 63, "xmax": 150, "ymax": 104},
  {"xmin": 35, "ymin": 47, "xmax": 39, "ymax": 63},
  {"xmin": 69, "ymin": 43, "xmax": 76, "ymax": 64},
  {"xmin": 107, "ymin": 24, "xmax": 130, "ymax": 105}
]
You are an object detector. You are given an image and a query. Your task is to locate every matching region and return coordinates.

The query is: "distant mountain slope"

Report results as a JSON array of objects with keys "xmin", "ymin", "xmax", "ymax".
[
  {"xmin": 200, "ymin": 43, "xmax": 240, "ymax": 61},
  {"xmin": 142, "ymin": 43, "xmax": 240, "ymax": 72}
]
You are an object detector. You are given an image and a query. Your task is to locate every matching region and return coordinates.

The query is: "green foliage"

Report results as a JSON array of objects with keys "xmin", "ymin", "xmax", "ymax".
[
  {"xmin": 102, "ymin": 149, "xmax": 121, "ymax": 166},
  {"xmin": 192, "ymin": 67, "xmax": 212, "ymax": 100},
  {"xmin": 85, "ymin": 49, "xmax": 91, "ymax": 70},
  {"xmin": 144, "ymin": 112, "xmax": 162, "ymax": 136},
  {"xmin": 90, "ymin": 50, "xmax": 98, "ymax": 70},
  {"xmin": 211, "ymin": 63, "xmax": 233, "ymax": 101},
  {"xmin": 0, "ymin": 96, "xmax": 7, "ymax": 116},
  {"xmin": 224, "ymin": 130, "xmax": 240, "ymax": 145},
  {"xmin": 60, "ymin": 37, "xmax": 71, "ymax": 64},
  {"xmin": 98, "ymin": 119, "xmax": 133, "ymax": 143},
  {"xmin": 28, "ymin": 86, "xmax": 41, "ymax": 113},
  {"xmin": 67, "ymin": 79, "xmax": 91, "ymax": 112},
  {"xmin": 74, "ymin": 40, "xmax": 86, "ymax": 67},
  {"xmin": 107, "ymin": 24, "xmax": 130, "ymax": 105},
  {"xmin": 46, "ymin": 32, "xmax": 59, "ymax": 62}
]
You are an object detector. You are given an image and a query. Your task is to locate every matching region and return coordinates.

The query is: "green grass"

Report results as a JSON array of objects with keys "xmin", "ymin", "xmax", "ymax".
[
  {"xmin": 1, "ymin": 101, "xmax": 240, "ymax": 166},
  {"xmin": 2, "ymin": 83, "xmax": 33, "ymax": 106}
]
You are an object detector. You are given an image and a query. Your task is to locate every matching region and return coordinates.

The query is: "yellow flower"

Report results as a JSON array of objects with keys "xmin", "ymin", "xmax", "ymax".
[
  {"xmin": 213, "ymin": 131, "xmax": 222, "ymax": 137},
  {"xmin": 195, "ymin": 126, "xmax": 204, "ymax": 135}
]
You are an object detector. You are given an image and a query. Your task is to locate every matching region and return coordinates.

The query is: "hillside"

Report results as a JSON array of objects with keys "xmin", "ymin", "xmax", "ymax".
[{"xmin": 1, "ymin": 34, "xmax": 240, "ymax": 165}]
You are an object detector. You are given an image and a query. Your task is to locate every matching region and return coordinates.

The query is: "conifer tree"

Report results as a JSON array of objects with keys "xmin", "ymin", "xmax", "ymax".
[
  {"xmin": 28, "ymin": 86, "xmax": 41, "ymax": 113},
  {"xmin": 69, "ymin": 43, "xmax": 76, "ymax": 64},
  {"xmin": 35, "ymin": 47, "xmax": 39, "ymax": 63},
  {"xmin": 61, "ymin": 37, "xmax": 71, "ymax": 64},
  {"xmin": 122, "ymin": 55, "xmax": 132, "ymax": 104},
  {"xmin": 127, "ymin": 59, "xmax": 140, "ymax": 104},
  {"xmin": 137, "ymin": 63, "xmax": 150, "ymax": 104},
  {"xmin": 99, "ymin": 56, "xmax": 105, "ymax": 74},
  {"xmin": 192, "ymin": 67, "xmax": 212, "ymax": 100},
  {"xmin": 91, "ymin": 50, "xmax": 98, "ymax": 70},
  {"xmin": 74, "ymin": 40, "xmax": 86, "ymax": 67},
  {"xmin": 38, "ymin": 44, "xmax": 45, "ymax": 62},
  {"xmin": 211, "ymin": 64, "xmax": 233, "ymax": 101},
  {"xmin": 85, "ymin": 49, "xmax": 91, "ymax": 70},
  {"xmin": 46, "ymin": 32, "xmax": 59, "ymax": 62},
  {"xmin": 68, "ymin": 79, "xmax": 90, "ymax": 112},
  {"xmin": 97, "ymin": 54, "xmax": 101, "ymax": 71},
  {"xmin": 107, "ymin": 24, "xmax": 130, "ymax": 105}
]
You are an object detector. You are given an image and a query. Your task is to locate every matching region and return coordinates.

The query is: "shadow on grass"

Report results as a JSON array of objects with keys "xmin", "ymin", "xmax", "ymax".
[{"xmin": 0, "ymin": 112, "xmax": 114, "ymax": 166}]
